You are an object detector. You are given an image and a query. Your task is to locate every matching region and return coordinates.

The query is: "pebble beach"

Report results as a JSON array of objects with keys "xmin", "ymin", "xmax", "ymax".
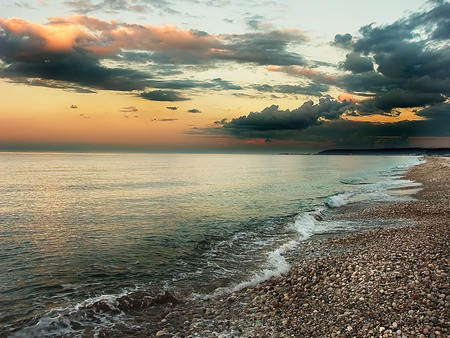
[{"xmin": 110, "ymin": 157, "xmax": 450, "ymax": 338}]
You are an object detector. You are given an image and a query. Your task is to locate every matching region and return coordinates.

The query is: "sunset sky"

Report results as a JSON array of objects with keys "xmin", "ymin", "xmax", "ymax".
[{"xmin": 0, "ymin": 0, "xmax": 449, "ymax": 152}]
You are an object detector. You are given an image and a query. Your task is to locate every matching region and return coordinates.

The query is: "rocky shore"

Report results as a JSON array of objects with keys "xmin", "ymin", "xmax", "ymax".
[{"xmin": 127, "ymin": 157, "xmax": 450, "ymax": 337}]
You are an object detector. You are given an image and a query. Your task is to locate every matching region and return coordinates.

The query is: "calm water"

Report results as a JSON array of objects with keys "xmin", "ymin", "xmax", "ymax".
[{"xmin": 0, "ymin": 153, "xmax": 421, "ymax": 336}]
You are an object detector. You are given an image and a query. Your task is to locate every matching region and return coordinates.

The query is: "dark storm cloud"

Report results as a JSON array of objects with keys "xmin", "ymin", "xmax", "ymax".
[
  {"xmin": 0, "ymin": 25, "xmax": 150, "ymax": 91},
  {"xmin": 336, "ymin": 1, "xmax": 450, "ymax": 116},
  {"xmin": 140, "ymin": 90, "xmax": 190, "ymax": 102},
  {"xmin": 340, "ymin": 52, "xmax": 373, "ymax": 73},
  {"xmin": 415, "ymin": 102, "xmax": 450, "ymax": 121},
  {"xmin": 351, "ymin": 2, "xmax": 450, "ymax": 82},
  {"xmin": 362, "ymin": 89, "xmax": 446, "ymax": 111},
  {"xmin": 223, "ymin": 96, "xmax": 355, "ymax": 135},
  {"xmin": 213, "ymin": 102, "xmax": 450, "ymax": 149},
  {"xmin": 306, "ymin": 108, "xmax": 450, "ymax": 148},
  {"xmin": 338, "ymin": 72, "xmax": 397, "ymax": 97},
  {"xmin": 0, "ymin": 53, "xmax": 149, "ymax": 91}
]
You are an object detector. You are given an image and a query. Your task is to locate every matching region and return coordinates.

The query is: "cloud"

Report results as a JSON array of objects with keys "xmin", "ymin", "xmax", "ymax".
[
  {"xmin": 0, "ymin": 15, "xmax": 309, "ymax": 94},
  {"xmin": 7, "ymin": 78, "xmax": 97, "ymax": 93},
  {"xmin": 217, "ymin": 30, "xmax": 308, "ymax": 66},
  {"xmin": 332, "ymin": 33, "xmax": 353, "ymax": 49},
  {"xmin": 253, "ymin": 83, "xmax": 329, "ymax": 97},
  {"xmin": 120, "ymin": 106, "xmax": 138, "ymax": 112},
  {"xmin": 188, "ymin": 108, "xmax": 201, "ymax": 113},
  {"xmin": 211, "ymin": 78, "xmax": 242, "ymax": 90},
  {"xmin": 0, "ymin": 17, "xmax": 151, "ymax": 91},
  {"xmin": 12, "ymin": 1, "xmax": 35, "ymax": 9},
  {"xmin": 64, "ymin": 0, "xmax": 171, "ymax": 14},
  {"xmin": 215, "ymin": 101, "xmax": 450, "ymax": 149},
  {"xmin": 145, "ymin": 29, "xmax": 308, "ymax": 66},
  {"xmin": 166, "ymin": 106, "xmax": 178, "ymax": 110},
  {"xmin": 140, "ymin": 90, "xmax": 189, "ymax": 101},
  {"xmin": 158, "ymin": 118, "xmax": 178, "ymax": 122},
  {"xmin": 70, "ymin": 104, "xmax": 78, "ymax": 108},
  {"xmin": 338, "ymin": 93, "xmax": 360, "ymax": 103},
  {"xmin": 146, "ymin": 78, "xmax": 242, "ymax": 90},
  {"xmin": 333, "ymin": 1, "xmax": 450, "ymax": 118},
  {"xmin": 246, "ymin": 16, "xmax": 274, "ymax": 31},
  {"xmin": 362, "ymin": 89, "xmax": 445, "ymax": 111},
  {"xmin": 223, "ymin": 96, "xmax": 355, "ymax": 136},
  {"xmin": 265, "ymin": 65, "xmax": 338, "ymax": 85},
  {"xmin": 49, "ymin": 16, "xmax": 307, "ymax": 68},
  {"xmin": 340, "ymin": 52, "xmax": 374, "ymax": 73},
  {"xmin": 0, "ymin": 51, "xmax": 149, "ymax": 91},
  {"xmin": 214, "ymin": 118, "xmax": 228, "ymax": 125}
]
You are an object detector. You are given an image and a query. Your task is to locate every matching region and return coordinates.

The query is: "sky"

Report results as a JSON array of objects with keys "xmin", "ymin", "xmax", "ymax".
[{"xmin": 0, "ymin": 0, "xmax": 449, "ymax": 152}]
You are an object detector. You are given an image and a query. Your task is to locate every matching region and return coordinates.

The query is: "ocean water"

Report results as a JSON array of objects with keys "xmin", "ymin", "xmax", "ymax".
[{"xmin": 0, "ymin": 152, "xmax": 422, "ymax": 336}]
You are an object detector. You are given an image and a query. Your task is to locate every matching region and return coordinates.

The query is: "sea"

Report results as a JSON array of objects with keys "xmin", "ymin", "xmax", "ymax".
[{"xmin": 0, "ymin": 152, "xmax": 423, "ymax": 337}]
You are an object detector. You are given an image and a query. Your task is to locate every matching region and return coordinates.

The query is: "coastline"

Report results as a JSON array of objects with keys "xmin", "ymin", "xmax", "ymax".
[{"xmin": 114, "ymin": 157, "xmax": 449, "ymax": 337}]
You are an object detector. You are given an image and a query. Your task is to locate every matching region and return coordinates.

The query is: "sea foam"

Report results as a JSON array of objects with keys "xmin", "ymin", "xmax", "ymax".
[{"xmin": 325, "ymin": 192, "xmax": 353, "ymax": 208}]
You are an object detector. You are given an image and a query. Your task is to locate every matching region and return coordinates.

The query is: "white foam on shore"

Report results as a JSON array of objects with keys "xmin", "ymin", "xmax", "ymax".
[
  {"xmin": 219, "ymin": 239, "xmax": 298, "ymax": 294},
  {"xmin": 211, "ymin": 210, "xmax": 321, "ymax": 297},
  {"xmin": 325, "ymin": 192, "xmax": 353, "ymax": 208},
  {"xmin": 9, "ymin": 290, "xmax": 133, "ymax": 338},
  {"xmin": 289, "ymin": 212, "xmax": 318, "ymax": 240}
]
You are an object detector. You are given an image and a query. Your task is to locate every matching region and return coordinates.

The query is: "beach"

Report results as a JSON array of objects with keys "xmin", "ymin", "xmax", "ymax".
[{"xmin": 143, "ymin": 157, "xmax": 449, "ymax": 337}]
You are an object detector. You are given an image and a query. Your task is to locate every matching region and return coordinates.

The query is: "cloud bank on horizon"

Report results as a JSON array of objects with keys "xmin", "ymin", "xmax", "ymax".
[{"xmin": 0, "ymin": 0, "xmax": 449, "ymax": 150}]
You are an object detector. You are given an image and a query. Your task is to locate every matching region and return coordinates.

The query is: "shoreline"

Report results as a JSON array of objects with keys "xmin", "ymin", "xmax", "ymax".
[{"xmin": 108, "ymin": 157, "xmax": 450, "ymax": 337}]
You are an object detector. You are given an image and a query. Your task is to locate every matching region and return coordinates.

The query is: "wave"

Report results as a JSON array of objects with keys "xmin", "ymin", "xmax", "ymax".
[
  {"xmin": 9, "ymin": 288, "xmax": 181, "ymax": 337},
  {"xmin": 289, "ymin": 211, "xmax": 321, "ymax": 240},
  {"xmin": 327, "ymin": 158, "xmax": 422, "ymax": 208},
  {"xmin": 325, "ymin": 192, "xmax": 353, "ymax": 208},
  {"xmin": 339, "ymin": 177, "xmax": 369, "ymax": 185},
  {"xmin": 212, "ymin": 207, "xmax": 326, "ymax": 297}
]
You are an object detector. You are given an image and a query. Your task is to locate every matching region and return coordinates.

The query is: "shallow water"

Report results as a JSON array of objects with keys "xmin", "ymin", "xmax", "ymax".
[{"xmin": 0, "ymin": 153, "xmax": 421, "ymax": 336}]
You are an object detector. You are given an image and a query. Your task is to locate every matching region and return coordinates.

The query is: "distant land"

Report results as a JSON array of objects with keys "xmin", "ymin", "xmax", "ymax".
[{"xmin": 316, "ymin": 148, "xmax": 450, "ymax": 156}]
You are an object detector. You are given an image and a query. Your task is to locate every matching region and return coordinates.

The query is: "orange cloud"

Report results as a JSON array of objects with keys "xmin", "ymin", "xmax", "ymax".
[
  {"xmin": 47, "ymin": 16, "xmax": 221, "ymax": 52},
  {"xmin": 0, "ymin": 17, "xmax": 95, "ymax": 52},
  {"xmin": 101, "ymin": 24, "xmax": 221, "ymax": 53},
  {"xmin": 0, "ymin": 16, "xmax": 221, "ymax": 56},
  {"xmin": 265, "ymin": 65, "xmax": 338, "ymax": 85},
  {"xmin": 338, "ymin": 93, "xmax": 361, "ymax": 102}
]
